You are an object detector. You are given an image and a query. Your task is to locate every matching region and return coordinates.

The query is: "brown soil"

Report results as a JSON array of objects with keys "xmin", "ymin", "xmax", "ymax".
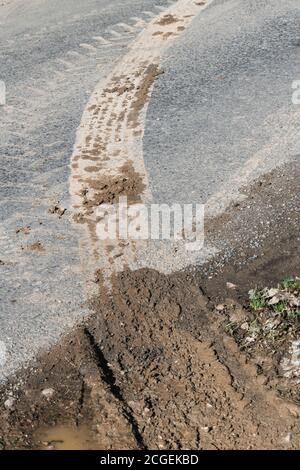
[
  {"xmin": 201, "ymin": 160, "xmax": 299, "ymax": 302},
  {"xmin": 0, "ymin": 263, "xmax": 299, "ymax": 450},
  {"xmin": 219, "ymin": 295, "xmax": 300, "ymax": 406},
  {"xmin": 1, "ymin": 163, "xmax": 299, "ymax": 450}
]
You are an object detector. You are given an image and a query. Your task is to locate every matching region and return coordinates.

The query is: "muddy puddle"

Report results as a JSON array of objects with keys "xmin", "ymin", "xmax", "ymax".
[{"xmin": 35, "ymin": 424, "xmax": 100, "ymax": 450}]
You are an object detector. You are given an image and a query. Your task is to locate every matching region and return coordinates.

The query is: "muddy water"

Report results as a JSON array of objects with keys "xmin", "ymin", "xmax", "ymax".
[{"xmin": 35, "ymin": 424, "xmax": 101, "ymax": 450}]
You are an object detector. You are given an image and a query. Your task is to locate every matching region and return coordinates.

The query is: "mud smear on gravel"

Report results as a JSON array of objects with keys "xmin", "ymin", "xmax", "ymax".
[
  {"xmin": 128, "ymin": 64, "xmax": 162, "ymax": 129},
  {"xmin": 73, "ymin": 159, "xmax": 145, "ymax": 250},
  {"xmin": 69, "ymin": 1, "xmax": 214, "ymax": 273},
  {"xmin": 155, "ymin": 14, "xmax": 181, "ymax": 26},
  {"xmin": 75, "ymin": 160, "xmax": 145, "ymax": 222},
  {"xmin": 24, "ymin": 241, "xmax": 45, "ymax": 253}
]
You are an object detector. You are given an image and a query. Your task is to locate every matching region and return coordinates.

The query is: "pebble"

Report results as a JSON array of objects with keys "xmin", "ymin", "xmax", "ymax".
[
  {"xmin": 226, "ymin": 282, "xmax": 237, "ymax": 289},
  {"xmin": 216, "ymin": 304, "xmax": 225, "ymax": 311},
  {"xmin": 4, "ymin": 397, "xmax": 15, "ymax": 410},
  {"xmin": 41, "ymin": 388, "xmax": 55, "ymax": 399},
  {"xmin": 201, "ymin": 426, "xmax": 212, "ymax": 433}
]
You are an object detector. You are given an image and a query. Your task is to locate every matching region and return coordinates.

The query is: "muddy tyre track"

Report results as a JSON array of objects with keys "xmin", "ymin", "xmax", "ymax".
[{"xmin": 70, "ymin": 0, "xmax": 214, "ymax": 286}]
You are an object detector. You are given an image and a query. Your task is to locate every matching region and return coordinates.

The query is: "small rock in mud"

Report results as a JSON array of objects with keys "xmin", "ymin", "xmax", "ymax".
[
  {"xmin": 4, "ymin": 397, "xmax": 15, "ymax": 410},
  {"xmin": 216, "ymin": 304, "xmax": 225, "ymax": 311},
  {"xmin": 41, "ymin": 388, "xmax": 55, "ymax": 399},
  {"xmin": 226, "ymin": 282, "xmax": 237, "ymax": 290}
]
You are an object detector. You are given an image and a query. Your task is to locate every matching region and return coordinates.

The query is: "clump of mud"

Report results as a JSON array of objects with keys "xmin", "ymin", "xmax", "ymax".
[
  {"xmin": 74, "ymin": 161, "xmax": 145, "ymax": 224},
  {"xmin": 155, "ymin": 14, "xmax": 181, "ymax": 26}
]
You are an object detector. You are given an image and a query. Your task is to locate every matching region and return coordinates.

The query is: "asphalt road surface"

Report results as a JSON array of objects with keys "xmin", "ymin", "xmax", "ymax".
[
  {"xmin": 0, "ymin": 0, "xmax": 299, "ymax": 381},
  {"xmin": 144, "ymin": 0, "xmax": 300, "ymax": 206}
]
